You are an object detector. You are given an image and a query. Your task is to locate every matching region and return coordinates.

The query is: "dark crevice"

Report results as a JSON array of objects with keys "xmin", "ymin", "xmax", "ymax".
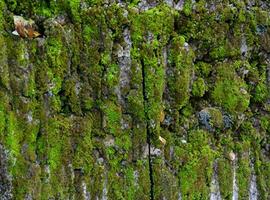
[{"xmin": 140, "ymin": 58, "xmax": 154, "ymax": 200}]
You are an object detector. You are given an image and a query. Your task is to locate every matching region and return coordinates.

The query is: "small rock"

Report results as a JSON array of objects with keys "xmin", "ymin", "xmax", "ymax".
[
  {"xmin": 229, "ymin": 151, "xmax": 236, "ymax": 161},
  {"xmin": 223, "ymin": 114, "xmax": 233, "ymax": 129},
  {"xmin": 150, "ymin": 147, "xmax": 162, "ymax": 156},
  {"xmin": 198, "ymin": 110, "xmax": 212, "ymax": 131},
  {"xmin": 181, "ymin": 139, "xmax": 187, "ymax": 144},
  {"xmin": 97, "ymin": 158, "xmax": 104, "ymax": 165},
  {"xmin": 256, "ymin": 25, "xmax": 267, "ymax": 35},
  {"xmin": 175, "ymin": 0, "xmax": 185, "ymax": 10},
  {"xmin": 240, "ymin": 88, "xmax": 248, "ymax": 94},
  {"xmin": 240, "ymin": 37, "xmax": 248, "ymax": 56},
  {"xmin": 104, "ymin": 136, "xmax": 115, "ymax": 147}
]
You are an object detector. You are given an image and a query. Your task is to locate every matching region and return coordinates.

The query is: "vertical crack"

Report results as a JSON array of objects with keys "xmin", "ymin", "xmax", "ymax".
[{"xmin": 141, "ymin": 58, "xmax": 154, "ymax": 200}]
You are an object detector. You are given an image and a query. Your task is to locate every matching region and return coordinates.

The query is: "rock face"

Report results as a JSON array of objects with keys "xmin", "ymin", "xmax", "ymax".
[
  {"xmin": 0, "ymin": 0, "xmax": 269, "ymax": 199},
  {"xmin": 210, "ymin": 161, "xmax": 222, "ymax": 200},
  {"xmin": 0, "ymin": 145, "xmax": 13, "ymax": 200}
]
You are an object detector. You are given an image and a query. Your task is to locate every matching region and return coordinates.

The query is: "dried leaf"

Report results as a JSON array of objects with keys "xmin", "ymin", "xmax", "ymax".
[
  {"xmin": 159, "ymin": 110, "xmax": 165, "ymax": 122},
  {"xmin": 13, "ymin": 15, "xmax": 41, "ymax": 38},
  {"xmin": 158, "ymin": 136, "xmax": 166, "ymax": 145}
]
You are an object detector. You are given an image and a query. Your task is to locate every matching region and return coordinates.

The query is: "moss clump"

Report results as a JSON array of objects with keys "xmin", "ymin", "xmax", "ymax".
[
  {"xmin": 208, "ymin": 108, "xmax": 223, "ymax": 129},
  {"xmin": 68, "ymin": 0, "xmax": 81, "ymax": 23},
  {"xmin": 217, "ymin": 158, "xmax": 233, "ymax": 199},
  {"xmin": 192, "ymin": 77, "xmax": 207, "ymax": 97},
  {"xmin": 198, "ymin": 107, "xmax": 224, "ymax": 131},
  {"xmin": 175, "ymin": 129, "xmax": 216, "ymax": 199},
  {"xmin": 182, "ymin": 0, "xmax": 193, "ymax": 16},
  {"xmin": 251, "ymin": 68, "xmax": 268, "ymax": 103},
  {"xmin": 237, "ymin": 155, "xmax": 251, "ymax": 199},
  {"xmin": 127, "ymin": 89, "xmax": 145, "ymax": 121},
  {"xmin": 6, "ymin": 112, "xmax": 21, "ymax": 158},
  {"xmin": 105, "ymin": 63, "xmax": 120, "ymax": 88},
  {"xmin": 195, "ymin": 62, "xmax": 212, "ymax": 77},
  {"xmin": 152, "ymin": 158, "xmax": 179, "ymax": 200},
  {"xmin": 260, "ymin": 116, "xmax": 270, "ymax": 133},
  {"xmin": 47, "ymin": 116, "xmax": 71, "ymax": 171},
  {"xmin": 256, "ymin": 161, "xmax": 270, "ymax": 199},
  {"xmin": 253, "ymin": 81, "xmax": 268, "ymax": 103},
  {"xmin": 72, "ymin": 116, "xmax": 93, "ymax": 172},
  {"xmin": 168, "ymin": 35, "xmax": 195, "ymax": 110},
  {"xmin": 0, "ymin": 103, "xmax": 5, "ymax": 135},
  {"xmin": 209, "ymin": 43, "xmax": 228, "ymax": 60},
  {"xmin": 211, "ymin": 63, "xmax": 250, "ymax": 113},
  {"xmin": 130, "ymin": 5, "xmax": 176, "ymax": 139},
  {"xmin": 102, "ymin": 101, "xmax": 122, "ymax": 136}
]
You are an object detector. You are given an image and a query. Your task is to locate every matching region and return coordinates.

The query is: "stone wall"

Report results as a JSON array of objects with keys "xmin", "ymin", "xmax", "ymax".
[{"xmin": 0, "ymin": 0, "xmax": 269, "ymax": 199}]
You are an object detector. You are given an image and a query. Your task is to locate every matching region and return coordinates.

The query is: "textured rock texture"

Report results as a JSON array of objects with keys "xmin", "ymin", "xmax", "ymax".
[{"xmin": 0, "ymin": 0, "xmax": 270, "ymax": 199}]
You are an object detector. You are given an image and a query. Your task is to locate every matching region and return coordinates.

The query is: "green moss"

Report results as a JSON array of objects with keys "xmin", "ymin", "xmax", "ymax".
[
  {"xmin": 127, "ymin": 89, "xmax": 145, "ymax": 121},
  {"xmin": 153, "ymin": 158, "xmax": 179, "ymax": 200},
  {"xmin": 256, "ymin": 161, "xmax": 270, "ymax": 199},
  {"xmin": 209, "ymin": 43, "xmax": 227, "ymax": 60},
  {"xmin": 24, "ymin": 70, "xmax": 36, "ymax": 98},
  {"xmin": 3, "ymin": 109, "xmax": 41, "ymax": 199},
  {"xmin": 237, "ymin": 155, "xmax": 251, "ymax": 199},
  {"xmin": 192, "ymin": 77, "xmax": 207, "ymax": 97},
  {"xmin": 4, "ymin": 0, "xmax": 57, "ymax": 17},
  {"xmin": 168, "ymin": 35, "xmax": 195, "ymax": 110},
  {"xmin": 102, "ymin": 101, "xmax": 122, "ymax": 136},
  {"xmin": 6, "ymin": 112, "xmax": 21, "ymax": 158},
  {"xmin": 181, "ymin": 103, "xmax": 194, "ymax": 118},
  {"xmin": 124, "ymin": 167, "xmax": 137, "ymax": 200},
  {"xmin": 260, "ymin": 116, "xmax": 270, "ymax": 132},
  {"xmin": 0, "ymin": 1, "xmax": 270, "ymax": 199},
  {"xmin": 36, "ymin": 7, "xmax": 52, "ymax": 18},
  {"xmin": 253, "ymin": 76, "xmax": 268, "ymax": 103},
  {"xmin": 239, "ymin": 121, "xmax": 261, "ymax": 142},
  {"xmin": 5, "ymin": 0, "xmax": 17, "ymax": 12},
  {"xmin": 0, "ymin": 103, "xmax": 5, "ymax": 135},
  {"xmin": 46, "ymin": 38, "xmax": 66, "ymax": 70},
  {"xmin": 176, "ymin": 129, "xmax": 216, "ymax": 199},
  {"xmin": 211, "ymin": 63, "xmax": 250, "ymax": 113},
  {"xmin": 238, "ymin": 9, "xmax": 246, "ymax": 23},
  {"xmin": 44, "ymin": 116, "xmax": 71, "ymax": 175},
  {"xmin": 106, "ymin": 4, "xmax": 129, "ymax": 39},
  {"xmin": 0, "ymin": 36, "xmax": 8, "ymax": 137},
  {"xmin": 183, "ymin": 0, "xmax": 193, "ymax": 16},
  {"xmin": 130, "ymin": 5, "xmax": 176, "ymax": 137},
  {"xmin": 47, "ymin": 68, "xmax": 62, "ymax": 95},
  {"xmin": 106, "ymin": 63, "xmax": 120, "ymax": 88},
  {"xmin": 133, "ymin": 160, "xmax": 150, "ymax": 199},
  {"xmin": 73, "ymin": 116, "xmax": 93, "ymax": 173},
  {"xmin": 115, "ymin": 134, "xmax": 132, "ymax": 152},
  {"xmin": 142, "ymin": 53, "xmax": 165, "ymax": 131},
  {"xmin": 208, "ymin": 108, "xmax": 223, "ymax": 129},
  {"xmin": 68, "ymin": 0, "xmax": 81, "ymax": 23},
  {"xmin": 195, "ymin": 62, "xmax": 212, "ymax": 77},
  {"xmin": 217, "ymin": 158, "xmax": 233, "ymax": 199},
  {"xmin": 130, "ymin": 5, "xmax": 175, "ymax": 44},
  {"xmin": 61, "ymin": 77, "xmax": 82, "ymax": 114},
  {"xmin": 0, "ymin": 41, "xmax": 10, "ymax": 91},
  {"xmin": 220, "ymin": 6, "xmax": 237, "ymax": 22}
]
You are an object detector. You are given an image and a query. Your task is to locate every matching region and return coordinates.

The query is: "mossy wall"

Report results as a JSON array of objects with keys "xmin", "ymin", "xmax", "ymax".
[{"xmin": 0, "ymin": 0, "xmax": 269, "ymax": 199}]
